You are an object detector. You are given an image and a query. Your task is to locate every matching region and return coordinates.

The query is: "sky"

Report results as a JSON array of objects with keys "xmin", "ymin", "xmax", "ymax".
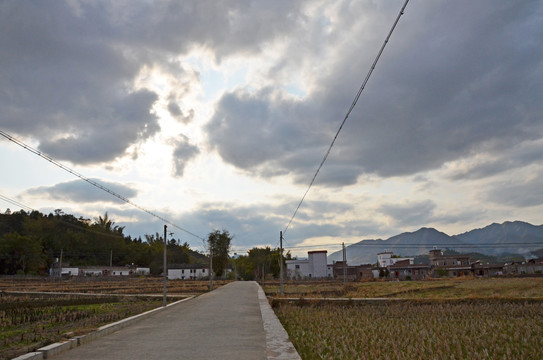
[{"xmin": 1, "ymin": 0, "xmax": 542, "ymax": 256}]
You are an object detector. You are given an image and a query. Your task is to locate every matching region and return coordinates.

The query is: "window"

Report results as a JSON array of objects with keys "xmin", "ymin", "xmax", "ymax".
[{"xmin": 295, "ymin": 265, "xmax": 300, "ymax": 269}]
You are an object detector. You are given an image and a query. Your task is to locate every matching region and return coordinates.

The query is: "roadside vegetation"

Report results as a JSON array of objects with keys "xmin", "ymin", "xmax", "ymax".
[
  {"xmin": 268, "ymin": 277, "xmax": 543, "ymax": 359},
  {"xmin": 0, "ymin": 293, "xmax": 166, "ymax": 360}
]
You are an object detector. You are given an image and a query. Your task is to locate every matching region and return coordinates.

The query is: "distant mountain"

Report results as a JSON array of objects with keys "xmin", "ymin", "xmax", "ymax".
[
  {"xmin": 454, "ymin": 221, "xmax": 543, "ymax": 256},
  {"xmin": 328, "ymin": 221, "xmax": 543, "ymax": 265},
  {"xmin": 328, "ymin": 228, "xmax": 465, "ymax": 265}
]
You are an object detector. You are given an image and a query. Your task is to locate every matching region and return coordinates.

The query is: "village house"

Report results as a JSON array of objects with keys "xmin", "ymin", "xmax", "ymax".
[
  {"xmin": 389, "ymin": 260, "xmax": 431, "ymax": 280},
  {"xmin": 429, "ymin": 248, "xmax": 471, "ymax": 277},
  {"xmin": 471, "ymin": 262, "xmax": 504, "ymax": 277},
  {"xmin": 168, "ymin": 264, "xmax": 209, "ymax": 280},
  {"xmin": 377, "ymin": 251, "xmax": 414, "ymax": 267},
  {"xmin": 333, "ymin": 261, "xmax": 376, "ymax": 281},
  {"xmin": 50, "ymin": 263, "xmax": 79, "ymax": 277},
  {"xmin": 50, "ymin": 263, "xmax": 149, "ymax": 277},
  {"xmin": 503, "ymin": 259, "xmax": 543, "ymax": 275},
  {"xmin": 286, "ymin": 250, "xmax": 333, "ymax": 279}
]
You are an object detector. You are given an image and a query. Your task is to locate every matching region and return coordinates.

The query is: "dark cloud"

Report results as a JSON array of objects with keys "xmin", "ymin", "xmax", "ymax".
[
  {"xmin": 167, "ymin": 101, "xmax": 194, "ymax": 124},
  {"xmin": 484, "ymin": 174, "xmax": 543, "ymax": 208},
  {"xmin": 207, "ymin": 1, "xmax": 543, "ymax": 186},
  {"xmin": 24, "ymin": 179, "xmax": 137, "ymax": 204},
  {"xmin": 378, "ymin": 200, "xmax": 436, "ymax": 227},
  {"xmin": 446, "ymin": 140, "xmax": 543, "ymax": 181},
  {"xmin": 171, "ymin": 135, "xmax": 200, "ymax": 177},
  {"xmin": 0, "ymin": 2, "xmax": 160, "ymax": 164},
  {"xmin": 0, "ymin": 0, "xmax": 304, "ymax": 165},
  {"xmin": 111, "ymin": 198, "xmax": 377, "ymax": 250}
]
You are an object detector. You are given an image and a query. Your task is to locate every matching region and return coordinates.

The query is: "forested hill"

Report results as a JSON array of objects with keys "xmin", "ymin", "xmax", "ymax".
[{"xmin": 0, "ymin": 209, "xmax": 206, "ymax": 275}]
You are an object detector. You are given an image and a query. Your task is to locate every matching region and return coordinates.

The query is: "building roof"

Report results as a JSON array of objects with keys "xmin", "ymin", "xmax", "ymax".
[{"xmin": 169, "ymin": 263, "xmax": 209, "ymax": 270}]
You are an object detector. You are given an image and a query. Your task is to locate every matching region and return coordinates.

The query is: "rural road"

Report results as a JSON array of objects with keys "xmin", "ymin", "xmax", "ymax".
[{"xmin": 51, "ymin": 281, "xmax": 299, "ymax": 360}]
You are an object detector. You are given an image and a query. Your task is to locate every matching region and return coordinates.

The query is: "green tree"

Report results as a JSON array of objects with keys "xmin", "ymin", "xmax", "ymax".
[
  {"xmin": 0, "ymin": 232, "xmax": 44, "ymax": 274},
  {"xmin": 235, "ymin": 247, "xmax": 291, "ymax": 281},
  {"xmin": 93, "ymin": 212, "xmax": 125, "ymax": 235},
  {"xmin": 207, "ymin": 230, "xmax": 232, "ymax": 277}
]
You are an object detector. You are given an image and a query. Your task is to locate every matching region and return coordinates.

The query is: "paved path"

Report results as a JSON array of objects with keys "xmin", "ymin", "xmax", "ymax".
[{"xmin": 51, "ymin": 281, "xmax": 299, "ymax": 360}]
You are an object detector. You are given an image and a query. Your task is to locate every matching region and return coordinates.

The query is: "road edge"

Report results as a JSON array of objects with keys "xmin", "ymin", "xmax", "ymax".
[{"xmin": 257, "ymin": 285, "xmax": 301, "ymax": 360}]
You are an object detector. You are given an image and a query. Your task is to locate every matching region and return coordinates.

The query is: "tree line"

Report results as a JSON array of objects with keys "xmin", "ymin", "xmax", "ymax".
[
  {"xmin": 0, "ymin": 209, "xmax": 206, "ymax": 275},
  {"xmin": 1, "ymin": 208, "xmax": 293, "ymax": 280}
]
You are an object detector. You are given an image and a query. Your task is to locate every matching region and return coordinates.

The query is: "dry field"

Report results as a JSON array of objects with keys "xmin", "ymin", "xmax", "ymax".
[
  {"xmin": 0, "ymin": 277, "xmax": 229, "ymax": 295},
  {"xmin": 0, "ymin": 293, "xmax": 166, "ymax": 360},
  {"xmin": 0, "ymin": 277, "xmax": 227, "ymax": 359},
  {"xmin": 268, "ymin": 278, "xmax": 543, "ymax": 359},
  {"xmin": 274, "ymin": 300, "xmax": 543, "ymax": 360},
  {"xmin": 264, "ymin": 277, "xmax": 543, "ymax": 299}
]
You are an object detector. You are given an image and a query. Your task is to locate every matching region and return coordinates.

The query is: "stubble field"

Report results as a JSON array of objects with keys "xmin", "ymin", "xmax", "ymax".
[{"xmin": 268, "ymin": 277, "xmax": 543, "ymax": 359}]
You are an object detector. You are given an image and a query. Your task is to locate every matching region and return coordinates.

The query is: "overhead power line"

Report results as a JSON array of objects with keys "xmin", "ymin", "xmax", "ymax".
[
  {"xmin": 0, "ymin": 193, "xmax": 128, "ymax": 239},
  {"xmin": 281, "ymin": 242, "xmax": 543, "ymax": 252},
  {"xmin": 0, "ymin": 194, "xmax": 33, "ymax": 212},
  {"xmin": 283, "ymin": 0, "xmax": 410, "ymax": 236},
  {"xmin": 0, "ymin": 129, "xmax": 205, "ymax": 241}
]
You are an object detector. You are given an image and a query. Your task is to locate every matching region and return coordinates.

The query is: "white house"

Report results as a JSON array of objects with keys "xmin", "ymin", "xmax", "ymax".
[
  {"xmin": 377, "ymin": 251, "xmax": 414, "ymax": 267},
  {"xmin": 58, "ymin": 267, "xmax": 79, "ymax": 276},
  {"xmin": 168, "ymin": 264, "xmax": 209, "ymax": 280},
  {"xmin": 80, "ymin": 267, "xmax": 103, "ymax": 276},
  {"xmin": 135, "ymin": 267, "xmax": 150, "ymax": 276},
  {"xmin": 286, "ymin": 250, "xmax": 333, "ymax": 279}
]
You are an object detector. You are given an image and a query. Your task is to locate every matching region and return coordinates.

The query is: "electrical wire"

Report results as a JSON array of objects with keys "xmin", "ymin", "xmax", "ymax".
[
  {"xmin": 283, "ymin": 0, "xmax": 410, "ymax": 236},
  {"xmin": 0, "ymin": 194, "xmax": 33, "ymax": 212},
  {"xmin": 0, "ymin": 193, "xmax": 129, "ymax": 239},
  {"xmin": 0, "ymin": 129, "xmax": 205, "ymax": 242}
]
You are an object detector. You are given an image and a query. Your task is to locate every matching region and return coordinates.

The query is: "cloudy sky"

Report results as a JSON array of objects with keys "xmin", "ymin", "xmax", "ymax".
[{"xmin": 1, "ymin": 0, "xmax": 542, "ymax": 255}]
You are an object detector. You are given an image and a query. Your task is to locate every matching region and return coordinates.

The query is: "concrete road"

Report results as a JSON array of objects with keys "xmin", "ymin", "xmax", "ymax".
[{"xmin": 53, "ymin": 281, "xmax": 269, "ymax": 360}]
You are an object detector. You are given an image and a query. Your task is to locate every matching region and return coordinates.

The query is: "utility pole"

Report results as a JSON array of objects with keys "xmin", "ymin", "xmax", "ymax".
[
  {"xmin": 233, "ymin": 253, "xmax": 237, "ymax": 280},
  {"xmin": 342, "ymin": 242, "xmax": 347, "ymax": 286},
  {"xmin": 209, "ymin": 246, "xmax": 213, "ymax": 291},
  {"xmin": 280, "ymin": 231, "xmax": 284, "ymax": 296},
  {"xmin": 58, "ymin": 248, "xmax": 63, "ymax": 279},
  {"xmin": 163, "ymin": 225, "xmax": 167, "ymax": 307}
]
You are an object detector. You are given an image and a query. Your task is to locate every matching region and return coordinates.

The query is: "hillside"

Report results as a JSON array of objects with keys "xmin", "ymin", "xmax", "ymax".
[
  {"xmin": 454, "ymin": 221, "xmax": 543, "ymax": 255},
  {"xmin": 328, "ymin": 221, "xmax": 543, "ymax": 265},
  {"xmin": 0, "ymin": 210, "xmax": 207, "ymax": 275}
]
